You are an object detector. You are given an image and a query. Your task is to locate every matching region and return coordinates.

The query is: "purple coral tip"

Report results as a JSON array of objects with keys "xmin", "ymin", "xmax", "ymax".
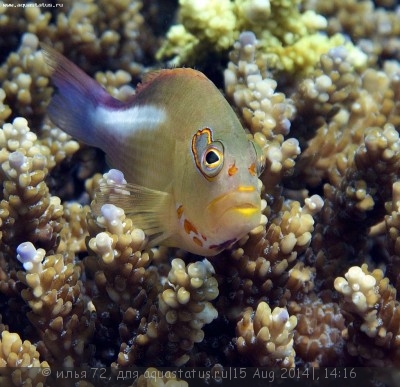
[
  {"xmin": 101, "ymin": 204, "xmax": 120, "ymax": 222},
  {"xmin": 9, "ymin": 151, "xmax": 26, "ymax": 169},
  {"xmin": 16, "ymin": 242, "xmax": 37, "ymax": 264},
  {"xmin": 276, "ymin": 308, "xmax": 289, "ymax": 323},
  {"xmin": 328, "ymin": 46, "xmax": 347, "ymax": 61},
  {"xmin": 281, "ymin": 118, "xmax": 291, "ymax": 135},
  {"xmin": 239, "ymin": 31, "xmax": 257, "ymax": 47},
  {"xmin": 107, "ymin": 169, "xmax": 126, "ymax": 185}
]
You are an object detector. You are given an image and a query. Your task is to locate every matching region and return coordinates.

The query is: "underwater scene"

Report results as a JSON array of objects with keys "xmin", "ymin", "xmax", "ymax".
[{"xmin": 0, "ymin": 0, "xmax": 400, "ymax": 386}]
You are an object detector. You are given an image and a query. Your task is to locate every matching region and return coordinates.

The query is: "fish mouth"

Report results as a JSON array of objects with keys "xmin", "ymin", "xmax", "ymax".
[
  {"xmin": 207, "ymin": 186, "xmax": 260, "ymax": 218},
  {"xmin": 231, "ymin": 203, "xmax": 259, "ymax": 216}
]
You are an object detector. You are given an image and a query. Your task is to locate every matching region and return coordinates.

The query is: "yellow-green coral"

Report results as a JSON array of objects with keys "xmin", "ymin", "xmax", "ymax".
[
  {"xmin": 157, "ymin": 0, "xmax": 236, "ymax": 64},
  {"xmin": 179, "ymin": 0, "xmax": 237, "ymax": 50},
  {"xmin": 158, "ymin": 0, "xmax": 356, "ymax": 74}
]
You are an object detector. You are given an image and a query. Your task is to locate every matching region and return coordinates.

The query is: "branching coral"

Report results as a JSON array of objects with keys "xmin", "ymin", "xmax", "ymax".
[
  {"xmin": 94, "ymin": 69, "xmax": 135, "ymax": 101},
  {"xmin": 87, "ymin": 205, "xmax": 155, "ymax": 313},
  {"xmin": 38, "ymin": 124, "xmax": 80, "ymax": 171},
  {"xmin": 0, "ymin": 33, "xmax": 51, "ymax": 126},
  {"xmin": 158, "ymin": 258, "xmax": 219, "ymax": 366},
  {"xmin": 0, "ymin": 0, "xmax": 26, "ymax": 54},
  {"xmin": 16, "ymin": 241, "xmax": 95, "ymax": 367},
  {"xmin": 0, "ymin": 88, "xmax": 11, "ymax": 126},
  {"xmin": 385, "ymin": 182, "xmax": 400, "ymax": 292},
  {"xmin": 310, "ymin": 121, "xmax": 400, "ymax": 289},
  {"xmin": 224, "ymin": 31, "xmax": 299, "ymax": 191},
  {"xmin": 21, "ymin": 0, "xmax": 157, "ymax": 75},
  {"xmin": 214, "ymin": 193, "xmax": 321, "ymax": 324},
  {"xmin": 284, "ymin": 40, "xmax": 400, "ymax": 294},
  {"xmin": 213, "ymin": 3, "xmax": 400, "ymax": 370},
  {"xmin": 335, "ymin": 264, "xmax": 400, "ymax": 366},
  {"xmin": 0, "ymin": 116, "xmax": 80, "ymax": 260},
  {"xmin": 293, "ymin": 46, "xmax": 398, "ymax": 188},
  {"xmin": 84, "ymin": 170, "xmax": 160, "ymax": 366},
  {"xmin": 303, "ymin": 0, "xmax": 400, "ymax": 63},
  {"xmin": 236, "ymin": 301, "xmax": 297, "ymax": 367},
  {"xmin": 59, "ymin": 202, "xmax": 90, "ymax": 254},
  {"xmin": 0, "ymin": 117, "xmax": 64, "ymax": 257},
  {"xmin": 0, "ymin": 330, "xmax": 49, "ymax": 387},
  {"xmin": 288, "ymin": 296, "xmax": 346, "ymax": 366}
]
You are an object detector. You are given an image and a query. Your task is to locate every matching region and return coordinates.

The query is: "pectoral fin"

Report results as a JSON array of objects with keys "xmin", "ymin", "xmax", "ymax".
[{"xmin": 93, "ymin": 182, "xmax": 176, "ymax": 246}]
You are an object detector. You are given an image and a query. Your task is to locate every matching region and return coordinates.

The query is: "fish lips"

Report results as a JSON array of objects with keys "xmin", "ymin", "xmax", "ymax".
[{"xmin": 207, "ymin": 187, "xmax": 261, "ymax": 229}]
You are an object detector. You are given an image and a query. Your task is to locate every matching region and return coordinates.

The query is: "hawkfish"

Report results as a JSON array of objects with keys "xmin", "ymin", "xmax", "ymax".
[{"xmin": 42, "ymin": 45, "xmax": 265, "ymax": 256}]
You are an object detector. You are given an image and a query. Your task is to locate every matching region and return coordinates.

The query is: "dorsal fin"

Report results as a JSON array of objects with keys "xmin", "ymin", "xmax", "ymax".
[
  {"xmin": 135, "ymin": 68, "xmax": 209, "ymax": 94},
  {"xmin": 141, "ymin": 69, "xmax": 164, "ymax": 85}
]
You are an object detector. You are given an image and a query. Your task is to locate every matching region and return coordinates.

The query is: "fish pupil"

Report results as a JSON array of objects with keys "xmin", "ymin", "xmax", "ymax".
[{"xmin": 205, "ymin": 150, "xmax": 219, "ymax": 165}]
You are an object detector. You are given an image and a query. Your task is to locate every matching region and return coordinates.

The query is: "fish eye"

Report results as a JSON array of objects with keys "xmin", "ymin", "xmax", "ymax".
[
  {"xmin": 205, "ymin": 148, "xmax": 220, "ymax": 166},
  {"xmin": 250, "ymin": 140, "xmax": 266, "ymax": 176},
  {"xmin": 201, "ymin": 144, "xmax": 224, "ymax": 177}
]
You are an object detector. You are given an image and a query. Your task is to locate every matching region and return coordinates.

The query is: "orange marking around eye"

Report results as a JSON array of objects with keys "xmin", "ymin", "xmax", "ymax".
[
  {"xmin": 192, "ymin": 236, "xmax": 203, "ymax": 247},
  {"xmin": 177, "ymin": 205, "xmax": 184, "ymax": 219},
  {"xmin": 184, "ymin": 219, "xmax": 198, "ymax": 235},
  {"xmin": 248, "ymin": 162, "xmax": 257, "ymax": 176},
  {"xmin": 201, "ymin": 233, "xmax": 207, "ymax": 241},
  {"xmin": 191, "ymin": 128, "xmax": 212, "ymax": 172},
  {"xmin": 228, "ymin": 162, "xmax": 238, "ymax": 176}
]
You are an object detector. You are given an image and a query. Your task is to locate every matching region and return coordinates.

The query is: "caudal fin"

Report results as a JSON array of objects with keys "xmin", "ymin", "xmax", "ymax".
[{"xmin": 41, "ymin": 44, "xmax": 124, "ymax": 148}]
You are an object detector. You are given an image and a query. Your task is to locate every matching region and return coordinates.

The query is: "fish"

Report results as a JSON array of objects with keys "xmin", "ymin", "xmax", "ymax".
[{"xmin": 41, "ymin": 44, "xmax": 265, "ymax": 256}]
